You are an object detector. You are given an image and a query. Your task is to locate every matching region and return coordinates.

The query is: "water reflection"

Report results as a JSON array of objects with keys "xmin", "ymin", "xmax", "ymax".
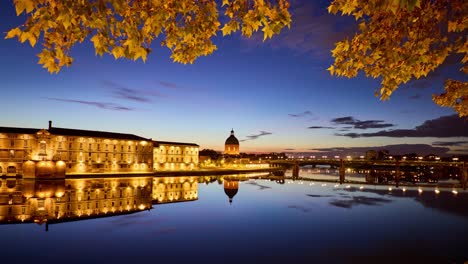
[
  {"xmin": 0, "ymin": 176, "xmax": 200, "ymax": 227},
  {"xmin": 296, "ymin": 165, "xmax": 462, "ymax": 185}
]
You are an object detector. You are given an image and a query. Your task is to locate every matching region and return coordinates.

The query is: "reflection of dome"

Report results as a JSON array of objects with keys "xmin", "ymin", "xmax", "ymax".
[{"xmin": 224, "ymin": 180, "xmax": 239, "ymax": 204}]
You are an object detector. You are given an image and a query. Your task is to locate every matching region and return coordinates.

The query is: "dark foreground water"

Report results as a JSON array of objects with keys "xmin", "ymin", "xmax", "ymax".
[{"xmin": 1, "ymin": 174, "xmax": 467, "ymax": 264}]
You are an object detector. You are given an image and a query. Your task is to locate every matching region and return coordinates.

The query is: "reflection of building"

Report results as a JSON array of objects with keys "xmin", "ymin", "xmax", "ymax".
[
  {"xmin": 224, "ymin": 129, "xmax": 239, "ymax": 155},
  {"xmin": 224, "ymin": 178, "xmax": 239, "ymax": 204},
  {"xmin": 153, "ymin": 141, "xmax": 199, "ymax": 171},
  {"xmin": 0, "ymin": 176, "xmax": 153, "ymax": 225},
  {"xmin": 152, "ymin": 177, "xmax": 198, "ymax": 203},
  {"xmin": 0, "ymin": 121, "xmax": 153, "ymax": 177}
]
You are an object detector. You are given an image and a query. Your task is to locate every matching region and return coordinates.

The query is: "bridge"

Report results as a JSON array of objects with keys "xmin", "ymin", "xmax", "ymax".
[{"xmin": 267, "ymin": 159, "xmax": 468, "ymax": 189}]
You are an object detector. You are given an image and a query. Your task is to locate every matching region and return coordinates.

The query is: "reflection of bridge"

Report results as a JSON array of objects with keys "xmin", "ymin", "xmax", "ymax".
[{"xmin": 268, "ymin": 159, "xmax": 468, "ymax": 189}]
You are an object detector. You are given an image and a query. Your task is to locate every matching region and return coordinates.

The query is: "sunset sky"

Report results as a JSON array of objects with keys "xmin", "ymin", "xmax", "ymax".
[{"xmin": 1, "ymin": 1, "xmax": 467, "ymax": 155}]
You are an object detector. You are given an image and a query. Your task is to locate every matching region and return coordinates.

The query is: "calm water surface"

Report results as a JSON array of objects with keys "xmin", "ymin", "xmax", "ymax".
[{"xmin": 1, "ymin": 174, "xmax": 467, "ymax": 264}]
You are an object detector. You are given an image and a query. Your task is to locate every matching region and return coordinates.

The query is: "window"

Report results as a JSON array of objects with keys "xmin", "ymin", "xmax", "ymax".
[
  {"xmin": 24, "ymin": 139, "xmax": 28, "ymax": 148},
  {"xmin": 121, "ymin": 145, "xmax": 123, "ymax": 151},
  {"xmin": 97, "ymin": 144, "xmax": 100, "ymax": 151},
  {"xmin": 22, "ymin": 207, "xmax": 26, "ymax": 214},
  {"xmin": 89, "ymin": 143, "xmax": 92, "ymax": 150},
  {"xmin": 58, "ymin": 141, "xmax": 62, "ymax": 149},
  {"xmin": 106, "ymin": 144, "xmax": 108, "ymax": 151},
  {"xmin": 69, "ymin": 143, "xmax": 72, "ymax": 149},
  {"xmin": 39, "ymin": 141, "xmax": 47, "ymax": 155},
  {"xmin": 10, "ymin": 139, "xmax": 14, "ymax": 147},
  {"xmin": 128, "ymin": 145, "xmax": 131, "ymax": 151}
]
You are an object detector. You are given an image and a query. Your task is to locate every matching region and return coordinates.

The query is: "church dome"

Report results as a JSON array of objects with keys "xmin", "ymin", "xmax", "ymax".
[{"xmin": 225, "ymin": 129, "xmax": 239, "ymax": 145}]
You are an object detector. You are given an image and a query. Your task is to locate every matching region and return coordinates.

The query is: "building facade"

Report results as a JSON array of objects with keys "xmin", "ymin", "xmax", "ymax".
[
  {"xmin": 224, "ymin": 129, "xmax": 240, "ymax": 155},
  {"xmin": 153, "ymin": 141, "xmax": 199, "ymax": 171},
  {"xmin": 0, "ymin": 121, "xmax": 153, "ymax": 177}
]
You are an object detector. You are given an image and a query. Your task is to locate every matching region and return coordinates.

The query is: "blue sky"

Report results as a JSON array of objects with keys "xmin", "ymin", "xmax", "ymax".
[{"xmin": 1, "ymin": 1, "xmax": 466, "ymax": 154}]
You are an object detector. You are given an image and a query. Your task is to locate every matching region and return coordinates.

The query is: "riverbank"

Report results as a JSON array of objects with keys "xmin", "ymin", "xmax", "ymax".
[{"xmin": 152, "ymin": 167, "xmax": 283, "ymax": 177}]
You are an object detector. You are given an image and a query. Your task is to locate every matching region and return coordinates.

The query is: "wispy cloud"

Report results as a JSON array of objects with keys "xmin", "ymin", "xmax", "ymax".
[
  {"xmin": 331, "ymin": 116, "xmax": 395, "ymax": 130},
  {"xmin": 284, "ymin": 148, "xmax": 295, "ymax": 151},
  {"xmin": 45, "ymin": 97, "xmax": 133, "ymax": 111},
  {"xmin": 306, "ymin": 144, "xmax": 450, "ymax": 156},
  {"xmin": 159, "ymin": 81, "xmax": 178, "ymax": 89},
  {"xmin": 337, "ymin": 115, "xmax": 468, "ymax": 138},
  {"xmin": 103, "ymin": 80, "xmax": 163, "ymax": 103},
  {"xmin": 289, "ymin": 111, "xmax": 313, "ymax": 118},
  {"xmin": 432, "ymin": 141, "xmax": 468, "ymax": 147},
  {"xmin": 240, "ymin": 131, "xmax": 273, "ymax": 142},
  {"xmin": 308, "ymin": 126, "xmax": 334, "ymax": 129},
  {"xmin": 409, "ymin": 94, "xmax": 423, "ymax": 100}
]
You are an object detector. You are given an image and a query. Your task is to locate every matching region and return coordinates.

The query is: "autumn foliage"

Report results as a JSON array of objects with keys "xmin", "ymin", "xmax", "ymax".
[
  {"xmin": 6, "ymin": 0, "xmax": 291, "ymax": 72},
  {"xmin": 328, "ymin": 0, "xmax": 467, "ymax": 117}
]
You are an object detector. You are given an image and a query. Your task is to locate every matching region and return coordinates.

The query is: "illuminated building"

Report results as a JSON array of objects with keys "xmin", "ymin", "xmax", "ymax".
[
  {"xmin": 224, "ymin": 129, "xmax": 239, "ymax": 155},
  {"xmin": 153, "ymin": 141, "xmax": 199, "ymax": 171},
  {"xmin": 0, "ymin": 121, "xmax": 153, "ymax": 177},
  {"xmin": 152, "ymin": 176, "xmax": 198, "ymax": 203}
]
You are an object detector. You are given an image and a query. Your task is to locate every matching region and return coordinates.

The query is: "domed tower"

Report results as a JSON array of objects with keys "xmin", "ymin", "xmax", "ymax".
[
  {"xmin": 225, "ymin": 129, "xmax": 239, "ymax": 155},
  {"xmin": 224, "ymin": 179, "xmax": 239, "ymax": 204}
]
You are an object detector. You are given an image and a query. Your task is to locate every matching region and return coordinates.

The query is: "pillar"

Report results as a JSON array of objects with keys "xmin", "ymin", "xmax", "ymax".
[
  {"xmin": 339, "ymin": 159, "xmax": 345, "ymax": 184},
  {"xmin": 292, "ymin": 162, "xmax": 299, "ymax": 178},
  {"xmin": 462, "ymin": 162, "xmax": 467, "ymax": 190},
  {"xmin": 395, "ymin": 160, "xmax": 400, "ymax": 188}
]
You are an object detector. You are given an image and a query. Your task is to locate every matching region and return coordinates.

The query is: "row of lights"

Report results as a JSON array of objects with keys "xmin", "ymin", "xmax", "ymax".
[{"xmin": 286, "ymin": 180, "xmax": 460, "ymax": 195}]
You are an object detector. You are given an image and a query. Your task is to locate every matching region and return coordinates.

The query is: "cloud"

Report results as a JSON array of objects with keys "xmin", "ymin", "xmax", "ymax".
[
  {"xmin": 432, "ymin": 141, "xmax": 468, "ymax": 147},
  {"xmin": 46, "ymin": 98, "xmax": 133, "ymax": 111},
  {"xmin": 284, "ymin": 148, "xmax": 296, "ymax": 151},
  {"xmin": 289, "ymin": 111, "xmax": 313, "ymax": 117},
  {"xmin": 305, "ymin": 144, "xmax": 450, "ymax": 156},
  {"xmin": 337, "ymin": 115, "xmax": 468, "ymax": 138},
  {"xmin": 103, "ymin": 80, "xmax": 163, "ymax": 103},
  {"xmin": 159, "ymin": 81, "xmax": 178, "ymax": 89},
  {"xmin": 331, "ymin": 116, "xmax": 395, "ymax": 130},
  {"xmin": 308, "ymin": 126, "xmax": 334, "ymax": 129},
  {"xmin": 240, "ymin": 131, "xmax": 273, "ymax": 142},
  {"xmin": 408, "ymin": 94, "xmax": 423, "ymax": 100}
]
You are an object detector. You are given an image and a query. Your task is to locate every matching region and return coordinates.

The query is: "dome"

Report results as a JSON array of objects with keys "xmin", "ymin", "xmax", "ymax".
[{"xmin": 225, "ymin": 129, "xmax": 239, "ymax": 145}]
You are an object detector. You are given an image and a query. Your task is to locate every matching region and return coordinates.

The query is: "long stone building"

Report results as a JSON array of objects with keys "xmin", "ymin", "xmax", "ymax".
[
  {"xmin": 0, "ymin": 121, "xmax": 153, "ymax": 177},
  {"xmin": 153, "ymin": 141, "xmax": 199, "ymax": 171}
]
